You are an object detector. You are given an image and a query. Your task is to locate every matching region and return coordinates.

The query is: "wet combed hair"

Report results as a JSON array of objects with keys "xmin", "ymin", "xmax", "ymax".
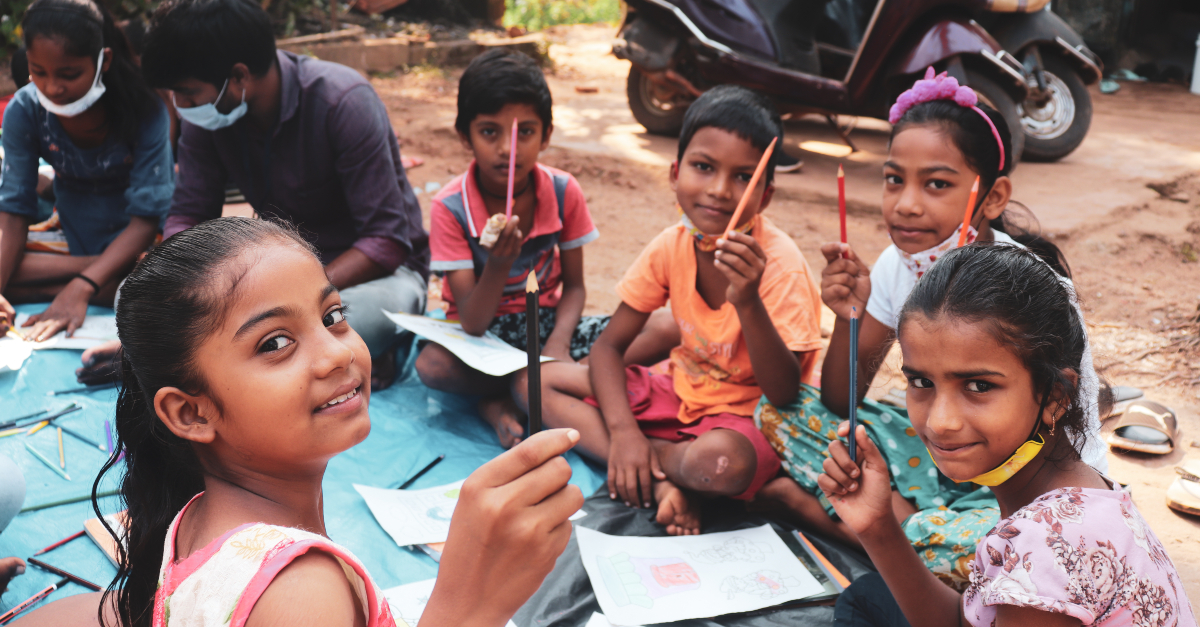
[
  {"xmin": 455, "ymin": 48, "xmax": 552, "ymax": 140},
  {"xmin": 141, "ymin": 0, "xmax": 276, "ymax": 89},
  {"xmin": 897, "ymin": 244, "xmax": 1088, "ymax": 462},
  {"xmin": 93, "ymin": 218, "xmax": 317, "ymax": 627},
  {"xmin": 677, "ymin": 85, "xmax": 783, "ymax": 185},
  {"xmin": 890, "ymin": 100, "xmax": 1071, "ymax": 278},
  {"xmin": 21, "ymin": 0, "xmax": 160, "ymax": 146}
]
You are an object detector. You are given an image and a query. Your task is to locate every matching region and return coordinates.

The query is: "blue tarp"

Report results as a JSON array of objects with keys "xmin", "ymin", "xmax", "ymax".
[{"xmin": 0, "ymin": 305, "xmax": 606, "ymax": 615}]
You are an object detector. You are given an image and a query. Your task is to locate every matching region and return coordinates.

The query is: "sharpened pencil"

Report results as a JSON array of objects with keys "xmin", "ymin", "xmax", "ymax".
[
  {"xmin": 32, "ymin": 530, "xmax": 86, "ymax": 556},
  {"xmin": 0, "ymin": 577, "xmax": 69, "ymax": 624},
  {"xmin": 725, "ymin": 136, "xmax": 777, "ymax": 235},
  {"xmin": 957, "ymin": 176, "xmax": 980, "ymax": 247},
  {"xmin": 26, "ymin": 558, "xmax": 101, "ymax": 591},
  {"xmin": 58, "ymin": 425, "xmax": 105, "ymax": 452}
]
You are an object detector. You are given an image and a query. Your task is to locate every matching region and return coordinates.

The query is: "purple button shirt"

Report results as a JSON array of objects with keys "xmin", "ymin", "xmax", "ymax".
[{"xmin": 164, "ymin": 51, "xmax": 429, "ymax": 278}]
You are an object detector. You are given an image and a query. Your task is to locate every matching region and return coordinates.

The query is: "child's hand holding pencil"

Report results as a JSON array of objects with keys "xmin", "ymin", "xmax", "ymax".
[
  {"xmin": 819, "ymin": 242, "xmax": 871, "ymax": 321},
  {"xmin": 817, "ymin": 421, "xmax": 895, "ymax": 539}
]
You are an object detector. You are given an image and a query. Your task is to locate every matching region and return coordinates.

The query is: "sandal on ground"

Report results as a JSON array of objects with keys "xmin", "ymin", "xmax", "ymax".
[
  {"xmin": 1167, "ymin": 460, "xmax": 1200, "ymax": 517},
  {"xmin": 1105, "ymin": 385, "xmax": 1145, "ymax": 419},
  {"xmin": 1104, "ymin": 400, "xmax": 1178, "ymax": 455}
]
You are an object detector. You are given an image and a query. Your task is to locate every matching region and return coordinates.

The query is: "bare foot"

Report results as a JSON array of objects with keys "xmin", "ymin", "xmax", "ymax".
[
  {"xmin": 654, "ymin": 480, "xmax": 700, "ymax": 536},
  {"xmin": 0, "ymin": 557, "xmax": 25, "ymax": 594},
  {"xmin": 371, "ymin": 348, "xmax": 398, "ymax": 391},
  {"xmin": 479, "ymin": 396, "xmax": 526, "ymax": 449},
  {"xmin": 749, "ymin": 476, "xmax": 860, "ymax": 547}
]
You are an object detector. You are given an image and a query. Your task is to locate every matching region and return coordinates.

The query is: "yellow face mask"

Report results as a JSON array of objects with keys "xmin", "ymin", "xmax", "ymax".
[{"xmin": 927, "ymin": 432, "xmax": 1045, "ymax": 487}]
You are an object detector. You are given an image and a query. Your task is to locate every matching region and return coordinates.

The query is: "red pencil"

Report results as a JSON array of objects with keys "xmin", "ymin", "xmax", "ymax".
[
  {"xmin": 957, "ymin": 176, "xmax": 980, "ymax": 247},
  {"xmin": 838, "ymin": 164, "xmax": 847, "ymax": 245},
  {"xmin": 32, "ymin": 530, "xmax": 85, "ymax": 556},
  {"xmin": 505, "ymin": 118, "xmax": 518, "ymax": 219},
  {"xmin": 0, "ymin": 577, "xmax": 68, "ymax": 624}
]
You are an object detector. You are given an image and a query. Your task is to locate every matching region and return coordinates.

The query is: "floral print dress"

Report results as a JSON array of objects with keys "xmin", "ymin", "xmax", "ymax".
[
  {"xmin": 964, "ymin": 484, "xmax": 1196, "ymax": 627},
  {"xmin": 153, "ymin": 494, "xmax": 397, "ymax": 627}
]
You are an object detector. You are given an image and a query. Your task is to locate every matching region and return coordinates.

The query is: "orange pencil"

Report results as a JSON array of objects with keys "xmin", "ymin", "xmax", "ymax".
[
  {"xmin": 725, "ymin": 137, "xmax": 778, "ymax": 235},
  {"xmin": 504, "ymin": 118, "xmax": 518, "ymax": 219},
  {"xmin": 957, "ymin": 176, "xmax": 980, "ymax": 247}
]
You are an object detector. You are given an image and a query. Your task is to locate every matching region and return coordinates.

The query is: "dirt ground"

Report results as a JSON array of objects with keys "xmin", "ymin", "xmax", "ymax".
[{"xmin": 376, "ymin": 23, "xmax": 1200, "ymax": 596}]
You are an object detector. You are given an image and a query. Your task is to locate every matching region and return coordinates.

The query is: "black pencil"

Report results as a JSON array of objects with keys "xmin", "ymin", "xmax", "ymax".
[
  {"xmin": 394, "ymin": 455, "xmax": 446, "ymax": 489},
  {"xmin": 525, "ymin": 272, "xmax": 542, "ymax": 435},
  {"xmin": 58, "ymin": 425, "xmax": 106, "ymax": 453}
]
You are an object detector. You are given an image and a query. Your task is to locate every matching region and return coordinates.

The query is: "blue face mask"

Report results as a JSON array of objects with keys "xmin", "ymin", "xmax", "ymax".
[{"xmin": 173, "ymin": 79, "xmax": 247, "ymax": 130}]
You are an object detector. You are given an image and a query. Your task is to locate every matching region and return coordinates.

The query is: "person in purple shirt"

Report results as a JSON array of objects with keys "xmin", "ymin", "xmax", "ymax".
[{"xmin": 140, "ymin": 0, "xmax": 430, "ymax": 388}]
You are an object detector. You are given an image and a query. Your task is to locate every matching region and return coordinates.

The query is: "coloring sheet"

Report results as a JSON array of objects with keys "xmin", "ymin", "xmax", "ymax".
[
  {"xmin": 382, "ymin": 578, "xmax": 517, "ymax": 627},
  {"xmin": 13, "ymin": 314, "xmax": 118, "ymax": 350},
  {"xmin": 584, "ymin": 612, "xmax": 642, "ymax": 627},
  {"xmin": 383, "ymin": 311, "xmax": 552, "ymax": 376},
  {"xmin": 355, "ymin": 481, "xmax": 464, "ymax": 547},
  {"xmin": 0, "ymin": 337, "xmax": 34, "ymax": 372},
  {"xmin": 577, "ymin": 525, "xmax": 824, "ymax": 626}
]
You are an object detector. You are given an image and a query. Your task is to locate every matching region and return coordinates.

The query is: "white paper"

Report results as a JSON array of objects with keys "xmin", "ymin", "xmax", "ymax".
[
  {"xmin": 0, "ymin": 337, "xmax": 35, "ymax": 372},
  {"xmin": 585, "ymin": 612, "xmax": 642, "ymax": 627},
  {"xmin": 383, "ymin": 311, "xmax": 552, "ymax": 376},
  {"xmin": 383, "ymin": 578, "xmax": 518, "ymax": 627},
  {"xmin": 13, "ymin": 314, "xmax": 117, "ymax": 350},
  {"xmin": 356, "ymin": 481, "xmax": 464, "ymax": 547},
  {"xmin": 358, "ymin": 480, "xmax": 586, "ymax": 550},
  {"xmin": 577, "ymin": 525, "xmax": 823, "ymax": 626}
]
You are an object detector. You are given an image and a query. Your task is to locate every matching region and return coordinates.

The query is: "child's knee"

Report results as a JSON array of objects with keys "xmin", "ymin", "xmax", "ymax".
[
  {"xmin": 679, "ymin": 429, "xmax": 757, "ymax": 496},
  {"xmin": 415, "ymin": 343, "xmax": 460, "ymax": 390}
]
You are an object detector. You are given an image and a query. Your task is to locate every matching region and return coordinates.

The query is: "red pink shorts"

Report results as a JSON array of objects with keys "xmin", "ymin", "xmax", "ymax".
[{"xmin": 585, "ymin": 365, "xmax": 781, "ymax": 500}]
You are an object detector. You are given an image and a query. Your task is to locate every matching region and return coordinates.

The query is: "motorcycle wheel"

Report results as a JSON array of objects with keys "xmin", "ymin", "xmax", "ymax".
[
  {"xmin": 627, "ymin": 66, "xmax": 688, "ymax": 136},
  {"xmin": 1018, "ymin": 54, "xmax": 1092, "ymax": 162},
  {"xmin": 965, "ymin": 69, "xmax": 1025, "ymax": 167}
]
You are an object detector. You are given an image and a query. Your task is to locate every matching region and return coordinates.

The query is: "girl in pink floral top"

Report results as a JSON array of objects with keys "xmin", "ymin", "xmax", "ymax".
[
  {"xmin": 91, "ymin": 218, "xmax": 584, "ymax": 627},
  {"xmin": 817, "ymin": 245, "xmax": 1195, "ymax": 627}
]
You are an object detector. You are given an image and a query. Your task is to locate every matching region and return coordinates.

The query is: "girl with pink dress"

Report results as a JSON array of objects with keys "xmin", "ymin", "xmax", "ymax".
[
  {"xmin": 92, "ymin": 217, "xmax": 584, "ymax": 627},
  {"xmin": 821, "ymin": 244, "xmax": 1195, "ymax": 627}
]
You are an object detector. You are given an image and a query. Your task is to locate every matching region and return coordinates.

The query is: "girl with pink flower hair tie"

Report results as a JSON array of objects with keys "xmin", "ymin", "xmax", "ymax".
[{"xmin": 753, "ymin": 68, "xmax": 1108, "ymax": 589}]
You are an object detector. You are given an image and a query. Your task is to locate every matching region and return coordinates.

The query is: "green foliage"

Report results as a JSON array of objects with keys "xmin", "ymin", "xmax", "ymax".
[
  {"xmin": 503, "ymin": 0, "xmax": 619, "ymax": 31},
  {"xmin": 2, "ymin": 0, "xmax": 33, "ymax": 50}
]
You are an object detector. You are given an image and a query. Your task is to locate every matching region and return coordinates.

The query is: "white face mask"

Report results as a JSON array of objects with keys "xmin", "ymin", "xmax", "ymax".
[
  {"xmin": 173, "ymin": 79, "xmax": 247, "ymax": 130},
  {"xmin": 894, "ymin": 225, "xmax": 978, "ymax": 280},
  {"xmin": 34, "ymin": 49, "xmax": 107, "ymax": 118}
]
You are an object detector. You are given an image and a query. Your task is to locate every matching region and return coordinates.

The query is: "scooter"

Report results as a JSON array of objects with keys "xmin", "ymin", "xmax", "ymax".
[{"xmin": 613, "ymin": 0, "xmax": 1101, "ymax": 162}]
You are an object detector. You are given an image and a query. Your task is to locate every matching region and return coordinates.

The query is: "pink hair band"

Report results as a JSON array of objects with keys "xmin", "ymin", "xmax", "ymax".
[{"xmin": 888, "ymin": 67, "xmax": 1005, "ymax": 172}]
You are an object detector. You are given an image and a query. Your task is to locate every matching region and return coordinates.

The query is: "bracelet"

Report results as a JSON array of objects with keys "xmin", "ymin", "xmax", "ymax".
[{"xmin": 74, "ymin": 273, "xmax": 101, "ymax": 293}]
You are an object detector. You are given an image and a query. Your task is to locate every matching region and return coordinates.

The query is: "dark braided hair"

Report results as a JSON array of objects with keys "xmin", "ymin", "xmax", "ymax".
[
  {"xmin": 891, "ymin": 100, "xmax": 1071, "ymax": 279},
  {"xmin": 897, "ymin": 244, "xmax": 1090, "ymax": 463},
  {"xmin": 92, "ymin": 218, "xmax": 317, "ymax": 627}
]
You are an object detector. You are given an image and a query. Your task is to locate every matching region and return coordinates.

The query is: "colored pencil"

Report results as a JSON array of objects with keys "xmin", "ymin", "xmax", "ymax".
[
  {"xmin": 6, "ymin": 326, "xmax": 25, "ymax": 341},
  {"xmin": 838, "ymin": 164, "xmax": 847, "ymax": 245},
  {"xmin": 26, "ymin": 421, "xmax": 49, "ymax": 436},
  {"xmin": 725, "ymin": 137, "xmax": 777, "ymax": 235},
  {"xmin": 957, "ymin": 176, "xmax": 980, "ymax": 247},
  {"xmin": 46, "ymin": 382, "xmax": 116, "ymax": 396},
  {"xmin": 104, "ymin": 420, "xmax": 113, "ymax": 454},
  {"xmin": 0, "ymin": 403, "xmax": 78, "ymax": 431},
  {"xmin": 0, "ymin": 427, "xmax": 25, "ymax": 439},
  {"xmin": 26, "ymin": 558, "xmax": 101, "ymax": 592},
  {"xmin": 57, "ymin": 427, "xmax": 65, "ymax": 469},
  {"xmin": 59, "ymin": 424, "xmax": 106, "ymax": 452},
  {"xmin": 32, "ymin": 530, "xmax": 86, "ymax": 556},
  {"xmin": 848, "ymin": 307, "xmax": 859, "ymax": 464},
  {"xmin": 3, "ymin": 409, "xmax": 46, "ymax": 425},
  {"xmin": 19, "ymin": 489, "xmax": 119, "ymax": 513},
  {"xmin": 526, "ymin": 272, "xmax": 542, "ymax": 436},
  {"xmin": 394, "ymin": 454, "xmax": 446, "ymax": 489},
  {"xmin": 25, "ymin": 440, "xmax": 70, "ymax": 481},
  {"xmin": 505, "ymin": 118, "xmax": 519, "ymax": 219},
  {"xmin": 0, "ymin": 577, "xmax": 69, "ymax": 624}
]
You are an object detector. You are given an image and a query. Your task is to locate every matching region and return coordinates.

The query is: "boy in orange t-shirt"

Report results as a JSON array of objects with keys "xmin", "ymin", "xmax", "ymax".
[{"xmin": 520, "ymin": 86, "xmax": 822, "ymax": 534}]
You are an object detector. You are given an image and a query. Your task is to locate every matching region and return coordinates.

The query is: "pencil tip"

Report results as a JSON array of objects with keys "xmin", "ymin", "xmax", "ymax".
[
  {"xmin": 838, "ymin": 164, "xmax": 844, "ymax": 176},
  {"xmin": 525, "ymin": 271, "xmax": 539, "ymax": 293},
  {"xmin": 971, "ymin": 176, "xmax": 979, "ymax": 191}
]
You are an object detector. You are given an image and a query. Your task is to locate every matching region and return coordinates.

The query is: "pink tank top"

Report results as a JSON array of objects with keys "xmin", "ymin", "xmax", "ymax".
[{"xmin": 153, "ymin": 494, "xmax": 397, "ymax": 627}]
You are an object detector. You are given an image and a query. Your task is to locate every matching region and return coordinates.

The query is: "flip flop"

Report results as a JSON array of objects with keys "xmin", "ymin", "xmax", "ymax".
[
  {"xmin": 1106, "ymin": 385, "xmax": 1145, "ymax": 419},
  {"xmin": 1104, "ymin": 400, "xmax": 1178, "ymax": 455},
  {"xmin": 1167, "ymin": 460, "xmax": 1200, "ymax": 517}
]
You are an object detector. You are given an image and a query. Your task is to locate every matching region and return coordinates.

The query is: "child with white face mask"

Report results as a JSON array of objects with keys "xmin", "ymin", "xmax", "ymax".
[
  {"xmin": 0, "ymin": 0, "xmax": 173, "ymax": 342},
  {"xmin": 752, "ymin": 69, "xmax": 1107, "ymax": 590}
]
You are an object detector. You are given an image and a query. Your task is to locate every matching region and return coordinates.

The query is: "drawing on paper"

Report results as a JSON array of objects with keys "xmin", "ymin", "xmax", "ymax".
[
  {"xmin": 689, "ymin": 537, "xmax": 772, "ymax": 564},
  {"xmin": 720, "ymin": 570, "xmax": 804, "ymax": 600},
  {"xmin": 596, "ymin": 553, "xmax": 701, "ymax": 608}
]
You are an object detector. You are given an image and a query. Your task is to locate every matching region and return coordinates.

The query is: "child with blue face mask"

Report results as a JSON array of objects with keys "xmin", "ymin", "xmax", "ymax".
[{"xmin": 0, "ymin": 0, "xmax": 174, "ymax": 342}]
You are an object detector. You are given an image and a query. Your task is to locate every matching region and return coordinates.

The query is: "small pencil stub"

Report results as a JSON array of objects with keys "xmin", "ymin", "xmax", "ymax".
[
  {"xmin": 479, "ymin": 213, "xmax": 508, "ymax": 249},
  {"xmin": 525, "ymin": 271, "xmax": 539, "ymax": 293}
]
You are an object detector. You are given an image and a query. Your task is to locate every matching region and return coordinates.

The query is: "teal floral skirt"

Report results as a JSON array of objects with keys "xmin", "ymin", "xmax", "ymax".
[{"xmin": 755, "ymin": 384, "xmax": 999, "ymax": 590}]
